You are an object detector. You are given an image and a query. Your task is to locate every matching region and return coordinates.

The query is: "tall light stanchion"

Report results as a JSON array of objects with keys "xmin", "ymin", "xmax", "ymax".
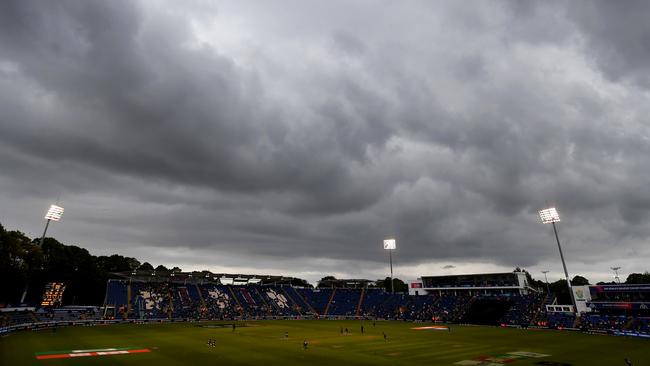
[
  {"xmin": 21, "ymin": 204, "xmax": 65, "ymax": 304},
  {"xmin": 383, "ymin": 239, "xmax": 396, "ymax": 293},
  {"xmin": 541, "ymin": 270, "xmax": 550, "ymax": 295},
  {"xmin": 539, "ymin": 207, "xmax": 576, "ymax": 313},
  {"xmin": 611, "ymin": 267, "xmax": 621, "ymax": 284}
]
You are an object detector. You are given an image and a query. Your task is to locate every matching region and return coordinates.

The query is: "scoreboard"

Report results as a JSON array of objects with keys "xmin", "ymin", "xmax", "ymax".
[{"xmin": 41, "ymin": 282, "xmax": 66, "ymax": 307}]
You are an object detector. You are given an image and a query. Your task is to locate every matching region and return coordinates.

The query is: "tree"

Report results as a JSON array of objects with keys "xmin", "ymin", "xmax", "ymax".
[
  {"xmin": 0, "ymin": 226, "xmax": 42, "ymax": 305},
  {"xmin": 290, "ymin": 278, "xmax": 313, "ymax": 288},
  {"xmin": 571, "ymin": 275, "xmax": 590, "ymax": 286},
  {"xmin": 549, "ymin": 279, "xmax": 571, "ymax": 304},
  {"xmin": 155, "ymin": 265, "xmax": 169, "ymax": 272},
  {"xmin": 378, "ymin": 277, "xmax": 408, "ymax": 293},
  {"xmin": 97, "ymin": 254, "xmax": 140, "ymax": 273},
  {"xmin": 138, "ymin": 262, "xmax": 154, "ymax": 271},
  {"xmin": 625, "ymin": 272, "xmax": 650, "ymax": 284},
  {"xmin": 171, "ymin": 266, "xmax": 182, "ymax": 273},
  {"xmin": 317, "ymin": 276, "xmax": 337, "ymax": 288}
]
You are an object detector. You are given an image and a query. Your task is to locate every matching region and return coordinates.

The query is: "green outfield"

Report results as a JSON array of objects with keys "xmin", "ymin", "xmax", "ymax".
[{"xmin": 1, "ymin": 320, "xmax": 647, "ymax": 365}]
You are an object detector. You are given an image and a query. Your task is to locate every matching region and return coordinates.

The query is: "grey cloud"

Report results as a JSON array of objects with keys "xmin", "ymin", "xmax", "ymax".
[
  {"xmin": 1, "ymin": 1, "xmax": 649, "ymax": 282},
  {"xmin": 567, "ymin": 0, "xmax": 650, "ymax": 87}
]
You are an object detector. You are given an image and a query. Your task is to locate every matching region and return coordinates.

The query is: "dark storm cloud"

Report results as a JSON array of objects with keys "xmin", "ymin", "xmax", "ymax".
[
  {"xmin": 1, "ymin": 0, "xmax": 649, "ymax": 282},
  {"xmin": 566, "ymin": 0, "xmax": 650, "ymax": 87}
]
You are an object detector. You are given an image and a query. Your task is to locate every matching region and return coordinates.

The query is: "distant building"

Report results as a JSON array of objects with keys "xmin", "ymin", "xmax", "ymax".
[{"xmin": 408, "ymin": 271, "xmax": 534, "ymax": 296}]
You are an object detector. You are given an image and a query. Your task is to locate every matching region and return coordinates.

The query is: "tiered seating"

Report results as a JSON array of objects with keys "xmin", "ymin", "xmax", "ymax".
[
  {"xmin": 186, "ymin": 285, "xmax": 203, "ymax": 305},
  {"xmin": 105, "ymin": 280, "xmax": 128, "ymax": 308},
  {"xmin": 35, "ymin": 307, "xmax": 100, "ymax": 322},
  {"xmin": 365, "ymin": 293, "xmax": 409, "ymax": 319},
  {"xmin": 130, "ymin": 282, "xmax": 172, "ymax": 318},
  {"xmin": 326, "ymin": 288, "xmax": 359, "ymax": 316},
  {"xmin": 201, "ymin": 284, "xmax": 236, "ymax": 318},
  {"xmin": 432, "ymin": 293, "xmax": 471, "ymax": 322},
  {"xmin": 229, "ymin": 287, "xmax": 249, "ymax": 309},
  {"xmin": 500, "ymin": 293, "xmax": 545, "ymax": 326},
  {"xmin": 296, "ymin": 288, "xmax": 332, "ymax": 315},
  {"xmin": 359, "ymin": 289, "xmax": 388, "ymax": 316},
  {"xmin": 284, "ymin": 286, "xmax": 315, "ymax": 314},
  {"xmin": 401, "ymin": 294, "xmax": 436, "ymax": 320},
  {"xmin": 260, "ymin": 286, "xmax": 301, "ymax": 316},
  {"xmin": 170, "ymin": 285, "xmax": 201, "ymax": 318},
  {"xmin": 235, "ymin": 287, "xmax": 269, "ymax": 318}
]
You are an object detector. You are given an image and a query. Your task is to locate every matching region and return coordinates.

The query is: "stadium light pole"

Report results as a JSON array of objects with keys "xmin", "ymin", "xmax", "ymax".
[
  {"xmin": 611, "ymin": 267, "xmax": 621, "ymax": 284},
  {"xmin": 20, "ymin": 204, "xmax": 65, "ymax": 304},
  {"xmin": 539, "ymin": 207, "xmax": 576, "ymax": 313},
  {"xmin": 383, "ymin": 239, "xmax": 396, "ymax": 293},
  {"xmin": 541, "ymin": 270, "xmax": 551, "ymax": 294}
]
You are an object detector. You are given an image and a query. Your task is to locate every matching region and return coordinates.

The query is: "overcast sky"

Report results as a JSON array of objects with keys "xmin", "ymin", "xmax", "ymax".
[{"xmin": 1, "ymin": 0, "xmax": 650, "ymax": 284}]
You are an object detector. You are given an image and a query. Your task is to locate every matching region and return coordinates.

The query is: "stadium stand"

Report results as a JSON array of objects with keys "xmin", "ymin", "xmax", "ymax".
[{"xmin": 3, "ymin": 273, "xmax": 650, "ymax": 340}]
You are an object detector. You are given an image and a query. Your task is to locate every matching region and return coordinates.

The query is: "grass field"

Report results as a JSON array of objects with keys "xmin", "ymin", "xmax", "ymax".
[{"xmin": 1, "ymin": 320, "xmax": 648, "ymax": 365}]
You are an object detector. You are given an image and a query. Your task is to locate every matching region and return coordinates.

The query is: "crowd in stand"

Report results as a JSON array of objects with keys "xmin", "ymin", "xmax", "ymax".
[
  {"xmin": 578, "ymin": 314, "xmax": 650, "ymax": 334},
  {"xmin": 103, "ymin": 281, "xmax": 542, "ymax": 326},
  {"xmin": 581, "ymin": 314, "xmax": 628, "ymax": 332},
  {"xmin": 0, "ymin": 310, "xmax": 36, "ymax": 327},
  {"xmin": 500, "ymin": 293, "xmax": 545, "ymax": 326},
  {"xmin": 546, "ymin": 312, "xmax": 577, "ymax": 328}
]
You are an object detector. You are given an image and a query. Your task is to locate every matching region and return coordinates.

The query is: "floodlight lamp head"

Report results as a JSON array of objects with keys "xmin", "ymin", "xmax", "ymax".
[
  {"xmin": 383, "ymin": 238, "xmax": 396, "ymax": 250},
  {"xmin": 44, "ymin": 205, "xmax": 64, "ymax": 221},
  {"xmin": 539, "ymin": 207, "xmax": 560, "ymax": 224}
]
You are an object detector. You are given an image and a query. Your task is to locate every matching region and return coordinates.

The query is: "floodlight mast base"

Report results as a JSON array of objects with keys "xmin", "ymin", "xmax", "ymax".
[
  {"xmin": 39, "ymin": 219, "xmax": 51, "ymax": 247},
  {"xmin": 21, "ymin": 219, "xmax": 53, "ymax": 304},
  {"xmin": 552, "ymin": 221, "xmax": 576, "ymax": 313}
]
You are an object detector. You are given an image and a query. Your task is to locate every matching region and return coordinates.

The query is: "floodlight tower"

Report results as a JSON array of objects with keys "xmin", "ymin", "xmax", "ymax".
[
  {"xmin": 538, "ymin": 207, "xmax": 576, "ymax": 312},
  {"xmin": 20, "ymin": 204, "xmax": 65, "ymax": 304},
  {"xmin": 541, "ymin": 270, "xmax": 551, "ymax": 294},
  {"xmin": 40, "ymin": 204, "xmax": 64, "ymax": 246},
  {"xmin": 611, "ymin": 266, "xmax": 621, "ymax": 284},
  {"xmin": 383, "ymin": 238, "xmax": 396, "ymax": 293}
]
